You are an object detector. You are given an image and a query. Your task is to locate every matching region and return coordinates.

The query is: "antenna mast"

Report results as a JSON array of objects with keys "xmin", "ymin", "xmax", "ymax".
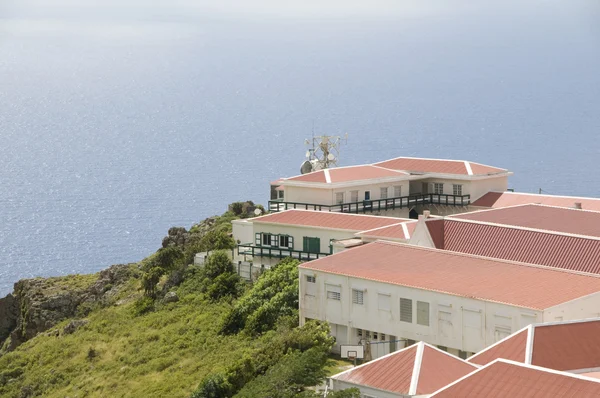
[{"xmin": 305, "ymin": 133, "xmax": 348, "ymax": 170}]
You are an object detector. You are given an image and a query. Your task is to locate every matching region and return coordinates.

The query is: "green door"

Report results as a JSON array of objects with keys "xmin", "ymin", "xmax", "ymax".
[{"xmin": 303, "ymin": 237, "xmax": 321, "ymax": 254}]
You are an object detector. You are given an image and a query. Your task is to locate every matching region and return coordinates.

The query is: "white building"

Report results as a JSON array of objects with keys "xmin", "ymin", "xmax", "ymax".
[
  {"xmin": 270, "ymin": 157, "xmax": 511, "ymax": 218},
  {"xmin": 232, "ymin": 209, "xmax": 409, "ymax": 267},
  {"xmin": 299, "ymin": 241, "xmax": 600, "ymax": 360}
]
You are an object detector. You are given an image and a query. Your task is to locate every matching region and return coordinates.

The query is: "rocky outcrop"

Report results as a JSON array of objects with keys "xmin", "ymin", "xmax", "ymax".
[
  {"xmin": 1, "ymin": 263, "xmax": 138, "ymax": 353},
  {"xmin": 0, "ymin": 294, "xmax": 18, "ymax": 343},
  {"xmin": 62, "ymin": 319, "xmax": 89, "ymax": 335}
]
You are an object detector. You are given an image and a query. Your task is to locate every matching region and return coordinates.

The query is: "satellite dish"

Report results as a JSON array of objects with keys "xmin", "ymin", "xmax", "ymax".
[
  {"xmin": 327, "ymin": 153, "xmax": 335, "ymax": 161},
  {"xmin": 300, "ymin": 160, "xmax": 313, "ymax": 174},
  {"xmin": 254, "ymin": 208, "xmax": 262, "ymax": 216}
]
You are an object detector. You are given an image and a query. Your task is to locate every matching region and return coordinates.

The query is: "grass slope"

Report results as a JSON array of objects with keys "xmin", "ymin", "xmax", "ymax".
[{"xmin": 0, "ymin": 278, "xmax": 259, "ymax": 398}]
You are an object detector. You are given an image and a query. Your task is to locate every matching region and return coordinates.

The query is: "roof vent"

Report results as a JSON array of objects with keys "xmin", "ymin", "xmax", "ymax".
[{"xmin": 574, "ymin": 202, "xmax": 582, "ymax": 209}]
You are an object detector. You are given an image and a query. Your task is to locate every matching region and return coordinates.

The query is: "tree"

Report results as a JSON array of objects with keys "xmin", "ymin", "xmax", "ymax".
[
  {"xmin": 140, "ymin": 247, "xmax": 184, "ymax": 298},
  {"xmin": 204, "ymin": 250, "xmax": 234, "ymax": 280}
]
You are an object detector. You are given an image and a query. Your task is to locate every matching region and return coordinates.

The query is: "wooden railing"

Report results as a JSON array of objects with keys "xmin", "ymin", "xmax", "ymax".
[
  {"xmin": 237, "ymin": 244, "xmax": 329, "ymax": 261},
  {"xmin": 268, "ymin": 193, "xmax": 470, "ymax": 213}
]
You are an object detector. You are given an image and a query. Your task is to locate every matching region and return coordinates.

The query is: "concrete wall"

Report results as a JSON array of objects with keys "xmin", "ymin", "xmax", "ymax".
[
  {"xmin": 408, "ymin": 176, "xmax": 508, "ymax": 203},
  {"xmin": 285, "ymin": 186, "xmax": 333, "ymax": 205},
  {"xmin": 332, "ymin": 181, "xmax": 411, "ymax": 203},
  {"xmin": 232, "ymin": 219, "xmax": 254, "ymax": 245},
  {"xmin": 543, "ymin": 292, "xmax": 600, "ymax": 322},
  {"xmin": 299, "ymin": 270, "xmax": 544, "ymax": 358}
]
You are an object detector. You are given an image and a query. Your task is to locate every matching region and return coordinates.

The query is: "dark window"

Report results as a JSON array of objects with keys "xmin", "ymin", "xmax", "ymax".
[{"xmin": 262, "ymin": 233, "xmax": 271, "ymax": 245}]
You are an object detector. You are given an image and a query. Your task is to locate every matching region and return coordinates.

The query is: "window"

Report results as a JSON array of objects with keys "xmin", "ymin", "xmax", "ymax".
[
  {"xmin": 400, "ymin": 298, "xmax": 413, "ymax": 323},
  {"xmin": 350, "ymin": 190, "xmax": 359, "ymax": 202},
  {"xmin": 357, "ymin": 328, "xmax": 363, "ymax": 337},
  {"xmin": 278, "ymin": 190, "xmax": 284, "ymax": 199},
  {"xmin": 303, "ymin": 237, "xmax": 321, "ymax": 254},
  {"xmin": 335, "ymin": 192, "xmax": 344, "ymax": 204},
  {"xmin": 494, "ymin": 326, "xmax": 511, "ymax": 341},
  {"xmin": 394, "ymin": 186, "xmax": 402, "ymax": 197},
  {"xmin": 453, "ymin": 184, "xmax": 462, "ymax": 196},
  {"xmin": 326, "ymin": 285, "xmax": 341, "ymax": 301},
  {"xmin": 352, "ymin": 289, "xmax": 364, "ymax": 305},
  {"xmin": 262, "ymin": 233, "xmax": 271, "ymax": 246},
  {"xmin": 306, "ymin": 275, "xmax": 316, "ymax": 283},
  {"xmin": 381, "ymin": 333, "xmax": 386, "ymax": 341},
  {"xmin": 378, "ymin": 293, "xmax": 391, "ymax": 311},
  {"xmin": 380, "ymin": 187, "xmax": 388, "ymax": 199},
  {"xmin": 373, "ymin": 332, "xmax": 378, "ymax": 340},
  {"xmin": 437, "ymin": 345, "xmax": 448, "ymax": 352},
  {"xmin": 434, "ymin": 183, "xmax": 444, "ymax": 194},
  {"xmin": 417, "ymin": 301, "xmax": 430, "ymax": 326},
  {"xmin": 279, "ymin": 235, "xmax": 290, "ymax": 248}
]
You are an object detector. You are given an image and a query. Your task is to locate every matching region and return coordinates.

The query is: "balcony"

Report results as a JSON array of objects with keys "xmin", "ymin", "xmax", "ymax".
[
  {"xmin": 237, "ymin": 243, "xmax": 330, "ymax": 261},
  {"xmin": 268, "ymin": 193, "xmax": 470, "ymax": 213}
]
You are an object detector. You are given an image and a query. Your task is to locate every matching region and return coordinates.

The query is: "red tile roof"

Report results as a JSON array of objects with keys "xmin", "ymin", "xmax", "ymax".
[
  {"xmin": 468, "ymin": 328, "xmax": 528, "ymax": 366},
  {"xmin": 431, "ymin": 359, "xmax": 600, "ymax": 398},
  {"xmin": 332, "ymin": 342, "xmax": 477, "ymax": 395},
  {"xmin": 429, "ymin": 218, "xmax": 600, "ymax": 274},
  {"xmin": 284, "ymin": 165, "xmax": 408, "ymax": 184},
  {"xmin": 299, "ymin": 241, "xmax": 600, "ymax": 310},
  {"xmin": 451, "ymin": 204, "xmax": 600, "ymax": 238},
  {"xmin": 472, "ymin": 191, "xmax": 600, "ymax": 211},
  {"xmin": 469, "ymin": 319, "xmax": 600, "ymax": 372},
  {"xmin": 355, "ymin": 220, "xmax": 418, "ymax": 241},
  {"xmin": 252, "ymin": 210, "xmax": 406, "ymax": 231},
  {"xmin": 374, "ymin": 157, "xmax": 507, "ymax": 176}
]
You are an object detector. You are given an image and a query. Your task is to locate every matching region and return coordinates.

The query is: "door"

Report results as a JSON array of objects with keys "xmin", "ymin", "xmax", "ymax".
[
  {"xmin": 422, "ymin": 183, "xmax": 428, "ymax": 194},
  {"xmin": 364, "ymin": 191, "xmax": 371, "ymax": 200}
]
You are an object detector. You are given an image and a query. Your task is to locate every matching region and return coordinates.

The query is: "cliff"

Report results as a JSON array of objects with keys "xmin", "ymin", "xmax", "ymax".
[{"xmin": 0, "ymin": 264, "xmax": 137, "ymax": 353}]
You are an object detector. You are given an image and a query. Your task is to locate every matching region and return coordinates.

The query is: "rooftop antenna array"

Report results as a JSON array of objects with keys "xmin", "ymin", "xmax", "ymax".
[{"xmin": 300, "ymin": 133, "xmax": 348, "ymax": 174}]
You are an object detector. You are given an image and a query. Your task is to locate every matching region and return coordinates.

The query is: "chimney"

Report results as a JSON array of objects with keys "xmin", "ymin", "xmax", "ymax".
[{"xmin": 574, "ymin": 202, "xmax": 582, "ymax": 210}]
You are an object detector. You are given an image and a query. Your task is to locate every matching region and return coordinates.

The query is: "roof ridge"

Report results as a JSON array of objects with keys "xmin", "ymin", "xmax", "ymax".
[
  {"xmin": 355, "ymin": 220, "xmax": 414, "ymax": 235},
  {"xmin": 407, "ymin": 342, "xmax": 423, "ymax": 395}
]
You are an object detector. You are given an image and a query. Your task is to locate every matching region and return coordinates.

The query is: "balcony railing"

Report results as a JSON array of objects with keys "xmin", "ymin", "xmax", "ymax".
[
  {"xmin": 268, "ymin": 193, "xmax": 470, "ymax": 213},
  {"xmin": 237, "ymin": 243, "xmax": 329, "ymax": 261}
]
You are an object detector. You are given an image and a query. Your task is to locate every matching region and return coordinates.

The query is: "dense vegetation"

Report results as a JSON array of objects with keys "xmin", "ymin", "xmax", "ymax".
[{"xmin": 0, "ymin": 204, "xmax": 357, "ymax": 398}]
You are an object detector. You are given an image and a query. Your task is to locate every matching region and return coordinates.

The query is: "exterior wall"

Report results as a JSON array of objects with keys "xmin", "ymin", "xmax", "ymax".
[
  {"xmin": 284, "ymin": 181, "xmax": 410, "ymax": 207},
  {"xmin": 469, "ymin": 176, "xmax": 509, "ymax": 202},
  {"xmin": 232, "ymin": 219, "xmax": 254, "ymax": 246},
  {"xmin": 408, "ymin": 176, "xmax": 508, "ymax": 203},
  {"xmin": 284, "ymin": 186, "xmax": 334, "ymax": 205},
  {"xmin": 254, "ymin": 223, "xmax": 356, "ymax": 254},
  {"xmin": 543, "ymin": 292, "xmax": 600, "ymax": 322},
  {"xmin": 299, "ymin": 270, "xmax": 543, "ymax": 359},
  {"xmin": 330, "ymin": 379, "xmax": 407, "ymax": 398},
  {"xmin": 332, "ymin": 181, "xmax": 411, "ymax": 203}
]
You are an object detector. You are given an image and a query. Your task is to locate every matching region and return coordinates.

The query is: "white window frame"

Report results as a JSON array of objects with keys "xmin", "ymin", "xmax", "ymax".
[
  {"xmin": 306, "ymin": 275, "xmax": 316, "ymax": 283},
  {"xmin": 350, "ymin": 190, "xmax": 359, "ymax": 203},
  {"xmin": 380, "ymin": 187, "xmax": 388, "ymax": 199},
  {"xmin": 335, "ymin": 192, "xmax": 344, "ymax": 204},
  {"xmin": 394, "ymin": 185, "xmax": 402, "ymax": 198},
  {"xmin": 453, "ymin": 184, "xmax": 463, "ymax": 196},
  {"xmin": 434, "ymin": 183, "xmax": 444, "ymax": 194}
]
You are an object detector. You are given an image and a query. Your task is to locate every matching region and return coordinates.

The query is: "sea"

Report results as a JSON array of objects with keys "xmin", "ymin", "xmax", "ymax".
[{"xmin": 1, "ymin": 0, "xmax": 599, "ymax": 296}]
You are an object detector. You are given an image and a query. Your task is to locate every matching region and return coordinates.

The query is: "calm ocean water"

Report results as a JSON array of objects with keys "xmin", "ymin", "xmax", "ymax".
[{"xmin": 1, "ymin": 1, "xmax": 599, "ymax": 295}]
